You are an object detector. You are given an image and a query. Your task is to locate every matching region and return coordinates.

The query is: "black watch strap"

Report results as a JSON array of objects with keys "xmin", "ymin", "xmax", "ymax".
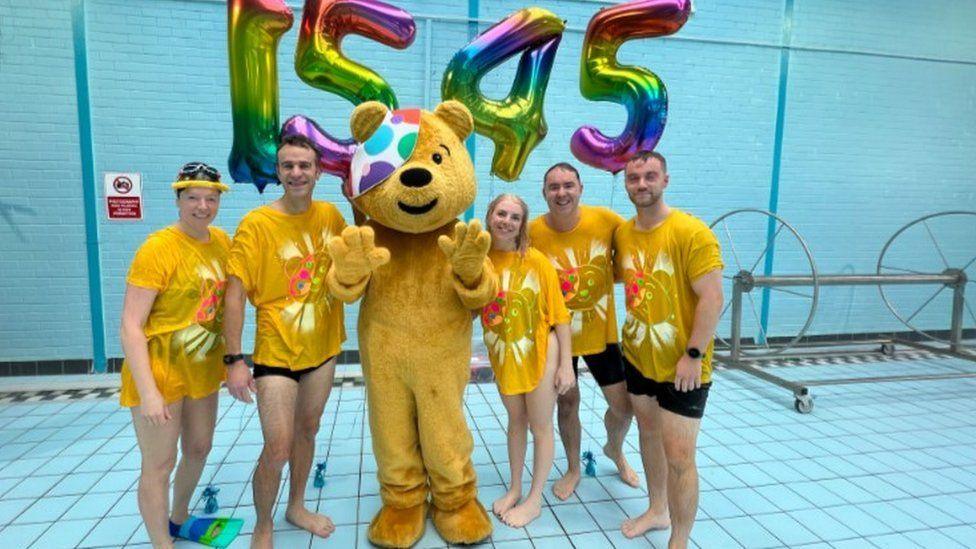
[{"xmin": 223, "ymin": 353, "xmax": 245, "ymax": 365}]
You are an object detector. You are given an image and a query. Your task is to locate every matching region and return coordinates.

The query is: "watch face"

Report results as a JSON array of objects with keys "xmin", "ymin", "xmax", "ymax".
[{"xmin": 687, "ymin": 347, "xmax": 701, "ymax": 359}]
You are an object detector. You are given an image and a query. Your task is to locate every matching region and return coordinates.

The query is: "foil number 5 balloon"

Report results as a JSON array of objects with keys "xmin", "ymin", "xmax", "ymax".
[{"xmin": 570, "ymin": 0, "xmax": 691, "ymax": 174}]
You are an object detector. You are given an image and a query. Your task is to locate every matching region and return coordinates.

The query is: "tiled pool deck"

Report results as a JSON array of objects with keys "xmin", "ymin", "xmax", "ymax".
[{"xmin": 1, "ymin": 353, "xmax": 975, "ymax": 548}]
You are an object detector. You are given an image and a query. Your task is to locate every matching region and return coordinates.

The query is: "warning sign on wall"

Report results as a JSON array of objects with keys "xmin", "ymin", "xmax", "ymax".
[{"xmin": 104, "ymin": 172, "xmax": 142, "ymax": 220}]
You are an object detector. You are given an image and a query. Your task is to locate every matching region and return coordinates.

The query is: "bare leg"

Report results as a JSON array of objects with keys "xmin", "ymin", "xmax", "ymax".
[
  {"xmin": 599, "ymin": 381, "xmax": 639, "ymax": 487},
  {"xmin": 285, "ymin": 360, "xmax": 336, "ymax": 538},
  {"xmin": 170, "ymin": 392, "xmax": 218, "ymax": 524},
  {"xmin": 622, "ymin": 395, "xmax": 670, "ymax": 539},
  {"xmin": 496, "ymin": 393, "xmax": 527, "ymax": 517},
  {"xmin": 553, "ymin": 380, "xmax": 581, "ymax": 500},
  {"xmin": 660, "ymin": 409, "xmax": 701, "ymax": 549},
  {"xmin": 251, "ymin": 376, "xmax": 298, "ymax": 549},
  {"xmin": 502, "ymin": 333, "xmax": 558, "ymax": 527},
  {"xmin": 132, "ymin": 400, "xmax": 183, "ymax": 549}
]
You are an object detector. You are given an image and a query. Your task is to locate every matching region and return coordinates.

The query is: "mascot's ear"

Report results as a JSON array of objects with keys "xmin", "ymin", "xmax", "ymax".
[
  {"xmin": 434, "ymin": 100, "xmax": 474, "ymax": 141},
  {"xmin": 350, "ymin": 101, "xmax": 389, "ymax": 143}
]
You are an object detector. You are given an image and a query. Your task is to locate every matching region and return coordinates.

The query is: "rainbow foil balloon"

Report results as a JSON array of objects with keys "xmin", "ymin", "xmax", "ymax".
[
  {"xmin": 227, "ymin": 0, "xmax": 294, "ymax": 192},
  {"xmin": 442, "ymin": 8, "xmax": 564, "ymax": 181},
  {"xmin": 295, "ymin": 0, "xmax": 416, "ymax": 109},
  {"xmin": 571, "ymin": 0, "xmax": 691, "ymax": 174},
  {"xmin": 284, "ymin": 0, "xmax": 415, "ymax": 182}
]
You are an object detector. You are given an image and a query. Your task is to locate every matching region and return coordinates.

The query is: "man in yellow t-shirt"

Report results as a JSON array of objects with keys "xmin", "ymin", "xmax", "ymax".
[
  {"xmin": 613, "ymin": 151, "xmax": 723, "ymax": 547},
  {"xmin": 528, "ymin": 163, "xmax": 639, "ymax": 500},
  {"xmin": 223, "ymin": 134, "xmax": 346, "ymax": 546}
]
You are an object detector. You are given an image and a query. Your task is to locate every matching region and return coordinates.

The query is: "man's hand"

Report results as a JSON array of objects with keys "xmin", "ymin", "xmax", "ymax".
[
  {"xmin": 327, "ymin": 226, "xmax": 390, "ymax": 286},
  {"xmin": 437, "ymin": 220, "xmax": 491, "ymax": 286},
  {"xmin": 225, "ymin": 361, "xmax": 256, "ymax": 403},
  {"xmin": 674, "ymin": 354, "xmax": 702, "ymax": 392}
]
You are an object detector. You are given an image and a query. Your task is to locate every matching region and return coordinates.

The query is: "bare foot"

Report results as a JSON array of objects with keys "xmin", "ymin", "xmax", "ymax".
[
  {"xmin": 492, "ymin": 487, "xmax": 521, "ymax": 517},
  {"xmin": 501, "ymin": 498, "xmax": 542, "ymax": 528},
  {"xmin": 621, "ymin": 509, "xmax": 670, "ymax": 539},
  {"xmin": 604, "ymin": 443, "xmax": 641, "ymax": 488},
  {"xmin": 552, "ymin": 469, "xmax": 580, "ymax": 501},
  {"xmin": 286, "ymin": 505, "xmax": 335, "ymax": 538},
  {"xmin": 250, "ymin": 523, "xmax": 274, "ymax": 549}
]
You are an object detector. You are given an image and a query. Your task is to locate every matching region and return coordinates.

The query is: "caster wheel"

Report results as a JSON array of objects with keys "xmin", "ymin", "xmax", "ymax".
[
  {"xmin": 880, "ymin": 343, "xmax": 896, "ymax": 356},
  {"xmin": 794, "ymin": 395, "xmax": 814, "ymax": 414}
]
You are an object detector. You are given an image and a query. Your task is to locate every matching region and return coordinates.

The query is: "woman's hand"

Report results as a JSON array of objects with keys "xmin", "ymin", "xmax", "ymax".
[
  {"xmin": 139, "ymin": 388, "xmax": 172, "ymax": 426},
  {"xmin": 554, "ymin": 359, "xmax": 576, "ymax": 395}
]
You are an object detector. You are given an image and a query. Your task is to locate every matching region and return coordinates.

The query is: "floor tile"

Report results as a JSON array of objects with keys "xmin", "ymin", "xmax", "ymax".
[
  {"xmin": 79, "ymin": 515, "xmax": 142, "ymax": 546},
  {"xmin": 864, "ymin": 533, "xmax": 923, "ymax": 548},
  {"xmin": 714, "ymin": 516, "xmax": 782, "ymax": 548},
  {"xmin": 753, "ymin": 511, "xmax": 820, "ymax": 546},
  {"xmin": 551, "ymin": 502, "xmax": 598, "ymax": 535},
  {"xmin": 787, "ymin": 508, "xmax": 858, "ymax": 542},
  {"xmin": 28, "ymin": 518, "xmax": 98, "ymax": 549},
  {"xmin": 524, "ymin": 507, "xmax": 563, "ymax": 538},
  {"xmin": 822, "ymin": 505, "xmax": 892, "ymax": 537},
  {"xmin": 689, "ymin": 519, "xmax": 742, "ymax": 548},
  {"xmin": 12, "ymin": 495, "xmax": 78, "ymax": 524},
  {"xmin": 0, "ymin": 523, "xmax": 48, "ymax": 547}
]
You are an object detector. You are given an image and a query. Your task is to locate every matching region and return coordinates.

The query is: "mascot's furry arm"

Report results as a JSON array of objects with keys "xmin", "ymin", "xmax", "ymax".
[
  {"xmin": 438, "ymin": 219, "xmax": 498, "ymax": 310},
  {"xmin": 325, "ymin": 225, "xmax": 390, "ymax": 303}
]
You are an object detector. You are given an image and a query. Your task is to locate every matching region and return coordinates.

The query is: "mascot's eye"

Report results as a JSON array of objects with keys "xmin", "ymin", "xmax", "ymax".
[{"xmin": 432, "ymin": 153, "xmax": 443, "ymax": 164}]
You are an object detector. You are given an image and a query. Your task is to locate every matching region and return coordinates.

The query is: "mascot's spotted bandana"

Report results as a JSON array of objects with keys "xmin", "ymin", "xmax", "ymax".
[{"xmin": 347, "ymin": 109, "xmax": 421, "ymax": 199}]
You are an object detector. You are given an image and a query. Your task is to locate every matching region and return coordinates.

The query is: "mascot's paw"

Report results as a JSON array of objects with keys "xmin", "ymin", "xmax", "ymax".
[
  {"xmin": 368, "ymin": 502, "xmax": 428, "ymax": 548},
  {"xmin": 327, "ymin": 225, "xmax": 390, "ymax": 285},
  {"xmin": 437, "ymin": 220, "xmax": 491, "ymax": 286},
  {"xmin": 431, "ymin": 498, "xmax": 492, "ymax": 545}
]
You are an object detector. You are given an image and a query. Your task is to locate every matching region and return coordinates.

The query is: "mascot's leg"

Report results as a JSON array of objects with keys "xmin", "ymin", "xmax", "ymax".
[
  {"xmin": 365, "ymin": 365, "xmax": 429, "ymax": 548},
  {"xmin": 417, "ymin": 359, "xmax": 492, "ymax": 544}
]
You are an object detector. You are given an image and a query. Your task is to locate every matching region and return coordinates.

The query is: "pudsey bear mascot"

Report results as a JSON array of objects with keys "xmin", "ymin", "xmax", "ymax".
[{"xmin": 326, "ymin": 100, "xmax": 497, "ymax": 547}]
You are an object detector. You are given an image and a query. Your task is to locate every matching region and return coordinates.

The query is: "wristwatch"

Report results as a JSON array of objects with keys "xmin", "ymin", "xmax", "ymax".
[
  {"xmin": 686, "ymin": 347, "xmax": 702, "ymax": 360},
  {"xmin": 222, "ymin": 353, "xmax": 245, "ymax": 366}
]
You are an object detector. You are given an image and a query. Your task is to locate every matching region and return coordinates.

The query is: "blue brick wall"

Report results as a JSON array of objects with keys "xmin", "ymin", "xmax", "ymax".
[
  {"xmin": 0, "ymin": 0, "xmax": 92, "ymax": 361},
  {"xmin": 1, "ymin": 0, "xmax": 974, "ymax": 362}
]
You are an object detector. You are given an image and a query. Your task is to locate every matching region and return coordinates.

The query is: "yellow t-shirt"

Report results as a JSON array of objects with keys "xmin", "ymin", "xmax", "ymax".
[
  {"xmin": 120, "ymin": 226, "xmax": 231, "ymax": 407},
  {"xmin": 227, "ymin": 202, "xmax": 347, "ymax": 370},
  {"xmin": 613, "ymin": 210, "xmax": 724, "ymax": 383},
  {"xmin": 528, "ymin": 205, "xmax": 624, "ymax": 355},
  {"xmin": 481, "ymin": 248, "xmax": 570, "ymax": 395}
]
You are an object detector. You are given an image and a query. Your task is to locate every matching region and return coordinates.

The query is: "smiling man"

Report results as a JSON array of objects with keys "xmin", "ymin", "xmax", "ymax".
[
  {"xmin": 222, "ymin": 134, "xmax": 347, "ymax": 548},
  {"xmin": 613, "ymin": 150, "xmax": 723, "ymax": 546},
  {"xmin": 528, "ymin": 162, "xmax": 640, "ymax": 500}
]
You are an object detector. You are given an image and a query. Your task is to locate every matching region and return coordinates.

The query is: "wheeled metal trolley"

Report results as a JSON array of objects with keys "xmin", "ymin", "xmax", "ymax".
[{"xmin": 709, "ymin": 210, "xmax": 976, "ymax": 413}]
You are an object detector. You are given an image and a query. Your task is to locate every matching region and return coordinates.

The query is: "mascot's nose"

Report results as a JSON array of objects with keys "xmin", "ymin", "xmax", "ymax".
[{"xmin": 400, "ymin": 168, "xmax": 432, "ymax": 188}]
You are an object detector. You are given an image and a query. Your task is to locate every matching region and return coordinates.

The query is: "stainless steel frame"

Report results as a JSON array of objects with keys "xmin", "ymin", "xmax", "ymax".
[{"xmin": 717, "ymin": 271, "xmax": 975, "ymax": 413}]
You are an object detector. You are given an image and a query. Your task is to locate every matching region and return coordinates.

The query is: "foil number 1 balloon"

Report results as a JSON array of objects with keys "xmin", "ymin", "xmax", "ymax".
[
  {"xmin": 571, "ymin": 0, "xmax": 691, "ymax": 174},
  {"xmin": 227, "ymin": 0, "xmax": 293, "ymax": 191},
  {"xmin": 228, "ymin": 0, "xmax": 415, "ymax": 192}
]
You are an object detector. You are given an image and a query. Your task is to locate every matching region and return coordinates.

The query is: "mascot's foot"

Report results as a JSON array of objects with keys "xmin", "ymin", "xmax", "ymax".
[
  {"xmin": 431, "ymin": 498, "xmax": 492, "ymax": 545},
  {"xmin": 368, "ymin": 502, "xmax": 428, "ymax": 548}
]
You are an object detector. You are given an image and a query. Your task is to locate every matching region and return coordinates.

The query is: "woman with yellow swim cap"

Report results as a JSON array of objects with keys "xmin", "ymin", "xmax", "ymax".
[{"xmin": 119, "ymin": 162, "xmax": 231, "ymax": 548}]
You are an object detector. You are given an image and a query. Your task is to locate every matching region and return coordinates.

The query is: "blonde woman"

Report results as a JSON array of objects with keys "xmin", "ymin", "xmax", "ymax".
[{"xmin": 481, "ymin": 194, "xmax": 575, "ymax": 527}]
